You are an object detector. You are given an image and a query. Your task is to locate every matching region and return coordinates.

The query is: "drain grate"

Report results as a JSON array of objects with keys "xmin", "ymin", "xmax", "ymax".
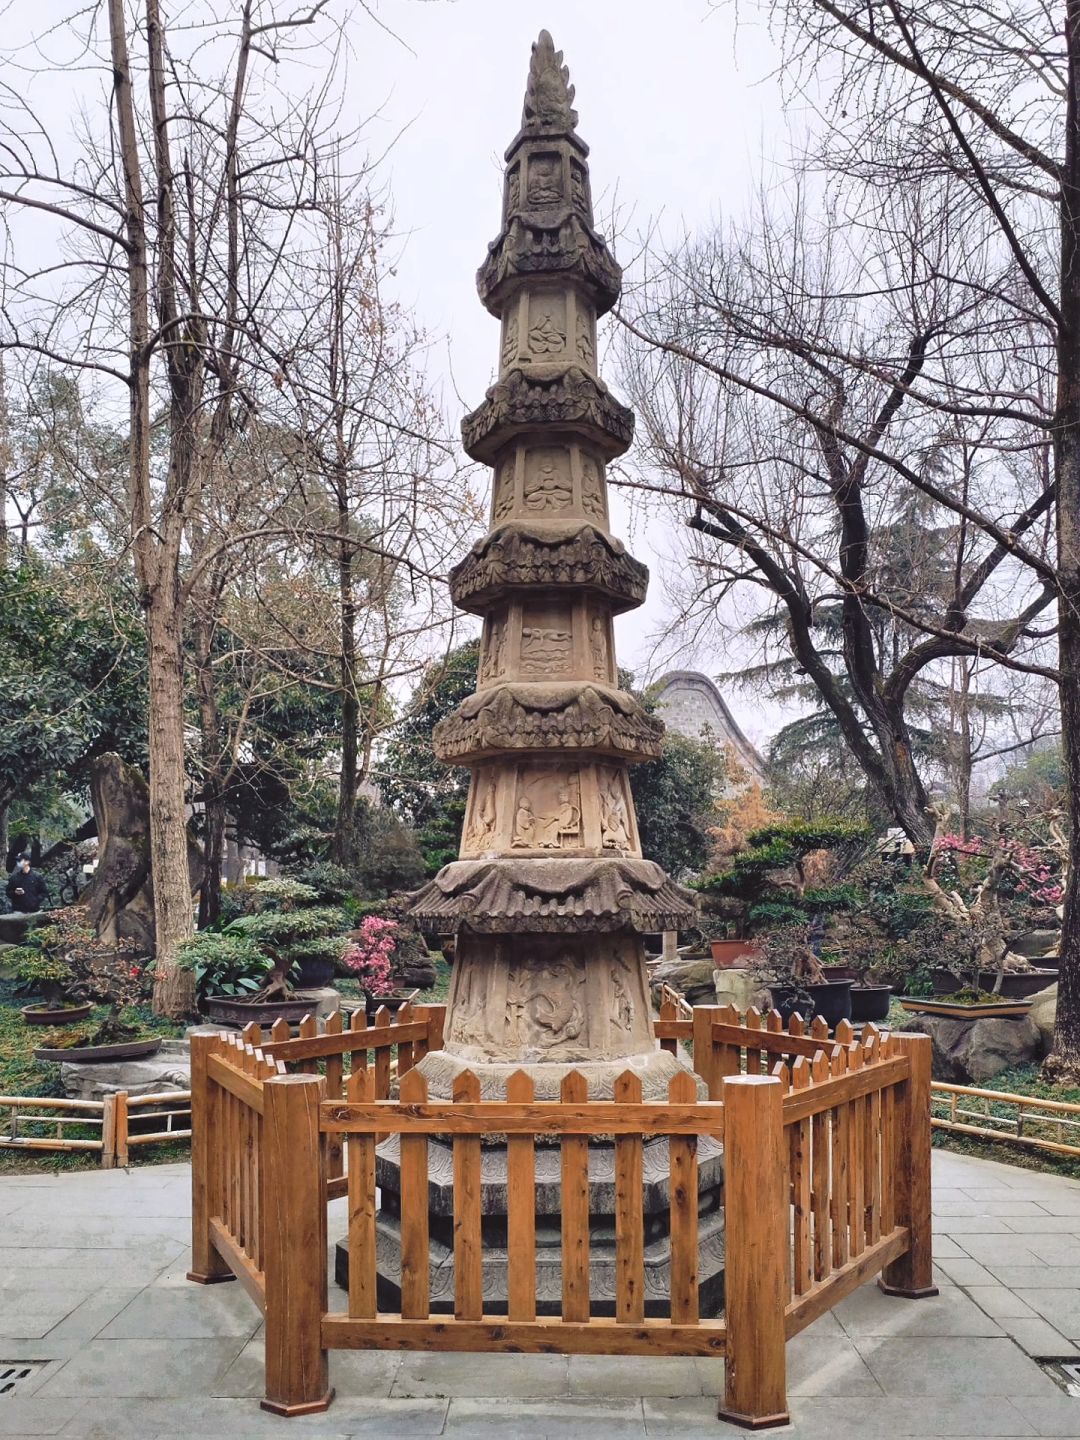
[
  {"xmin": 1038, "ymin": 1359, "xmax": 1080, "ymax": 1397},
  {"xmin": 0, "ymin": 1361, "xmax": 48, "ymax": 1396}
]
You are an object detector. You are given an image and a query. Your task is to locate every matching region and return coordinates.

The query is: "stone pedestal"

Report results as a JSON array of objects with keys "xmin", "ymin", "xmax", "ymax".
[
  {"xmin": 336, "ymin": 1129, "xmax": 725, "ymax": 1317},
  {"xmin": 61, "ymin": 1038, "xmax": 191, "ymax": 1101}
]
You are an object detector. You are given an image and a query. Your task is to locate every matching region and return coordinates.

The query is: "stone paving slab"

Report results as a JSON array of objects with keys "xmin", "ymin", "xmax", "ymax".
[{"xmin": 2, "ymin": 1154, "xmax": 1080, "ymax": 1437}]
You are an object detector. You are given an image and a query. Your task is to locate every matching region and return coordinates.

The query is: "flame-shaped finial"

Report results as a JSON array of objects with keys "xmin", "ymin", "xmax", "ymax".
[{"xmin": 521, "ymin": 29, "xmax": 578, "ymax": 133}]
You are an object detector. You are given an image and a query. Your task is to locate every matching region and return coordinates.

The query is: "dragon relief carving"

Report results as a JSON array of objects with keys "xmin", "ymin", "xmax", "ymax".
[
  {"xmin": 461, "ymin": 367, "xmax": 634, "ymax": 463},
  {"xmin": 431, "ymin": 684, "xmax": 664, "ymax": 762},
  {"xmin": 449, "ymin": 523, "xmax": 648, "ymax": 614}
]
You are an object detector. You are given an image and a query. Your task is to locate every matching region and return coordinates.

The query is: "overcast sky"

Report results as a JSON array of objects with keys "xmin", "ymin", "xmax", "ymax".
[{"xmin": 343, "ymin": 0, "xmax": 794, "ymax": 748}]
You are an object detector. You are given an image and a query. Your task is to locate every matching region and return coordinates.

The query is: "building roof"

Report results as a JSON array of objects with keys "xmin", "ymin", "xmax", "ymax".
[{"xmin": 651, "ymin": 670, "xmax": 765, "ymax": 781}]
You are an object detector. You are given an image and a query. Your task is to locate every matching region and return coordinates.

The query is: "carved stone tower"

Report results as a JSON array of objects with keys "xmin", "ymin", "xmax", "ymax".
[
  {"xmin": 339, "ymin": 33, "xmax": 724, "ymax": 1315},
  {"xmin": 408, "ymin": 30, "xmax": 697, "ymax": 1098}
]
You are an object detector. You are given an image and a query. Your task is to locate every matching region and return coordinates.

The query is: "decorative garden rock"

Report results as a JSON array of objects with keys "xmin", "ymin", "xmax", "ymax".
[
  {"xmin": 60, "ymin": 1038, "xmax": 191, "ymax": 1102},
  {"xmin": 646, "ymin": 955, "xmax": 718, "ymax": 1008},
  {"xmin": 1028, "ymin": 982, "xmax": 1057, "ymax": 1055},
  {"xmin": 0, "ymin": 911, "xmax": 43, "ymax": 944},
  {"xmin": 906, "ymin": 1012, "xmax": 1042, "ymax": 1083}
]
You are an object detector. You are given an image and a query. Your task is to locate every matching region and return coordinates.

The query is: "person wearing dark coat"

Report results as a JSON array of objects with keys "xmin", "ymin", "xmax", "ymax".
[{"xmin": 6, "ymin": 855, "xmax": 48, "ymax": 913}]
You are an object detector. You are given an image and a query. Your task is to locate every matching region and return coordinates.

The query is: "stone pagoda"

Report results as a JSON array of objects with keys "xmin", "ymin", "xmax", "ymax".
[{"xmin": 338, "ymin": 31, "xmax": 724, "ymax": 1314}]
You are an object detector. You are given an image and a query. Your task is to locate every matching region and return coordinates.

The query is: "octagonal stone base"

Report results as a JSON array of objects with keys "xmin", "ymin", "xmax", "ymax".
[{"xmin": 334, "ymin": 1132, "xmax": 725, "ymax": 1318}]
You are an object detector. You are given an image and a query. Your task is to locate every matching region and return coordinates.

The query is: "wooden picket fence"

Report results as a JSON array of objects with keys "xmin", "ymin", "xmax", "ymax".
[
  {"xmin": 1, "ymin": 1089, "xmax": 191, "ymax": 1167},
  {"xmin": 187, "ymin": 1000, "xmax": 934, "ymax": 1428}
]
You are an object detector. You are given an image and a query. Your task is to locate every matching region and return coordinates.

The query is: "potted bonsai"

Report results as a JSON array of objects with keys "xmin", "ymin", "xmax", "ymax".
[
  {"xmin": 181, "ymin": 877, "xmax": 351, "ymax": 1027},
  {"xmin": 25, "ymin": 908, "xmax": 161, "ymax": 1061},
  {"xmin": 750, "ymin": 924, "xmax": 853, "ymax": 1028},
  {"xmin": 12, "ymin": 936, "xmax": 93, "ymax": 1025},
  {"xmin": 340, "ymin": 915, "xmax": 416, "ymax": 1021}
]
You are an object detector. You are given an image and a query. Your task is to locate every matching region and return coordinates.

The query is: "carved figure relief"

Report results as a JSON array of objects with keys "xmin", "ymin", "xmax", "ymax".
[
  {"xmin": 506, "ymin": 166, "xmax": 521, "ymax": 213},
  {"xmin": 575, "ymin": 310, "xmax": 594, "ymax": 365},
  {"xmin": 589, "ymin": 616, "xmax": 608, "ymax": 680},
  {"xmin": 522, "ymin": 31, "xmax": 578, "ymax": 133},
  {"xmin": 481, "ymin": 617, "xmax": 506, "ymax": 682},
  {"xmin": 493, "ymin": 463, "xmax": 515, "ymax": 522},
  {"xmin": 599, "ymin": 769, "xmax": 632, "ymax": 852},
  {"xmin": 520, "ymin": 625, "xmax": 571, "ymax": 675},
  {"xmin": 612, "ymin": 950, "xmax": 635, "ymax": 1032},
  {"xmin": 465, "ymin": 773, "xmax": 498, "ymax": 850},
  {"xmin": 580, "ymin": 456, "xmax": 606, "ymax": 522},
  {"xmin": 449, "ymin": 949, "xmax": 492, "ymax": 1046},
  {"xmin": 528, "ymin": 952, "xmax": 584, "ymax": 1044},
  {"xmin": 528, "ymin": 303, "xmax": 566, "ymax": 356},
  {"xmin": 501, "ymin": 315, "xmax": 519, "ymax": 369},
  {"xmin": 512, "ymin": 767, "xmax": 581, "ymax": 849},
  {"xmin": 569, "ymin": 161, "xmax": 589, "ymax": 214},
  {"xmin": 527, "ymin": 154, "xmax": 563, "ymax": 204},
  {"xmin": 524, "ymin": 449, "xmax": 572, "ymax": 511}
]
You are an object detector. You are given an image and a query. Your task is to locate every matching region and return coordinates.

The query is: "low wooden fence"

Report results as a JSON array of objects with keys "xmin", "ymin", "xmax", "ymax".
[
  {"xmin": 1, "ymin": 1089, "xmax": 191, "ymax": 1167},
  {"xmin": 188, "ymin": 1001, "xmax": 934, "ymax": 1428},
  {"xmin": 931, "ymin": 1081, "xmax": 1080, "ymax": 1160}
]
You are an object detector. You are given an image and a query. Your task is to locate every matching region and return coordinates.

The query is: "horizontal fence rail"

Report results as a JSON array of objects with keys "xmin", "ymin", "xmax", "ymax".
[
  {"xmin": 187, "ymin": 1001, "xmax": 934, "ymax": 1428},
  {"xmin": 1, "ymin": 1089, "xmax": 191, "ymax": 1168},
  {"xmin": 931, "ymin": 1081, "xmax": 1080, "ymax": 1159}
]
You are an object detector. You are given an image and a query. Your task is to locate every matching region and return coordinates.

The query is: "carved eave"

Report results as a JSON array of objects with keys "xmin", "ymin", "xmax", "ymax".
[
  {"xmin": 477, "ymin": 214, "xmax": 621, "ymax": 318},
  {"xmin": 462, "ymin": 367, "xmax": 634, "ymax": 465},
  {"xmin": 449, "ymin": 520, "xmax": 648, "ymax": 615},
  {"xmin": 407, "ymin": 857, "xmax": 699, "ymax": 935},
  {"xmin": 432, "ymin": 681, "xmax": 664, "ymax": 765}
]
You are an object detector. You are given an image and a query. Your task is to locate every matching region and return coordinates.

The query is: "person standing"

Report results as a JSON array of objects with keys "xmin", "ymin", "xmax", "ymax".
[{"xmin": 6, "ymin": 854, "xmax": 48, "ymax": 913}]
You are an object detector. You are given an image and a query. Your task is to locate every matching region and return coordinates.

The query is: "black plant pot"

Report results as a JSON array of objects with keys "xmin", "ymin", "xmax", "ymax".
[
  {"xmin": 294, "ymin": 955, "xmax": 336, "ymax": 989},
  {"xmin": 850, "ymin": 984, "xmax": 893, "ymax": 1024},
  {"xmin": 768, "ymin": 979, "xmax": 853, "ymax": 1029}
]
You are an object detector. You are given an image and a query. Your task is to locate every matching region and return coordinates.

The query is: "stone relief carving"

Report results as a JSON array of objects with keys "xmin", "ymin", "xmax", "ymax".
[
  {"xmin": 575, "ymin": 310, "xmax": 594, "ymax": 365},
  {"xmin": 493, "ymin": 465, "xmax": 515, "ymax": 522},
  {"xmin": 449, "ymin": 523, "xmax": 648, "ymax": 613},
  {"xmin": 580, "ymin": 456, "xmax": 605, "ymax": 521},
  {"xmin": 599, "ymin": 769, "xmax": 632, "ymax": 852},
  {"xmin": 520, "ymin": 625, "xmax": 572, "ymax": 676},
  {"xmin": 589, "ymin": 616, "xmax": 608, "ymax": 680},
  {"xmin": 570, "ymin": 160, "xmax": 589, "ymax": 214},
  {"xmin": 501, "ymin": 315, "xmax": 519, "ymax": 369},
  {"xmin": 448, "ymin": 945, "xmax": 495, "ymax": 1046},
  {"xmin": 524, "ymin": 449, "xmax": 572, "ymax": 511},
  {"xmin": 527, "ymin": 154, "xmax": 563, "ymax": 205},
  {"xmin": 462, "ymin": 367, "xmax": 634, "ymax": 463},
  {"xmin": 611, "ymin": 949, "xmax": 635, "ymax": 1033},
  {"xmin": 528, "ymin": 953, "xmax": 585, "ymax": 1044},
  {"xmin": 431, "ymin": 683, "xmax": 665, "ymax": 763},
  {"xmin": 506, "ymin": 167, "xmax": 520, "ymax": 213},
  {"xmin": 481, "ymin": 617, "xmax": 506, "ymax": 681},
  {"xmin": 464, "ymin": 773, "xmax": 498, "ymax": 851},
  {"xmin": 527, "ymin": 305, "xmax": 565, "ymax": 356},
  {"xmin": 512, "ymin": 767, "xmax": 581, "ymax": 849},
  {"xmin": 477, "ymin": 215, "xmax": 621, "ymax": 317},
  {"xmin": 521, "ymin": 30, "xmax": 578, "ymax": 134}
]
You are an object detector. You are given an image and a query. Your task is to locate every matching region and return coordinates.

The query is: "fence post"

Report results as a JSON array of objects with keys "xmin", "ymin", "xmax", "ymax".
[
  {"xmin": 261, "ymin": 1074, "xmax": 333, "ymax": 1417},
  {"xmin": 114, "ymin": 1091, "xmax": 129, "ymax": 1169},
  {"xmin": 692, "ymin": 1005, "xmax": 723, "ymax": 1099},
  {"xmin": 101, "ymin": 1093, "xmax": 117, "ymax": 1170},
  {"xmin": 717, "ymin": 1074, "xmax": 790, "ymax": 1430},
  {"xmin": 187, "ymin": 1033, "xmax": 233, "ymax": 1285},
  {"xmin": 879, "ymin": 1032, "xmax": 938, "ymax": 1299}
]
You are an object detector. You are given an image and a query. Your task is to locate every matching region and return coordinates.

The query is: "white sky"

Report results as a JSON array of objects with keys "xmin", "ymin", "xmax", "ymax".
[{"xmin": 344, "ymin": 0, "xmax": 791, "ymax": 749}]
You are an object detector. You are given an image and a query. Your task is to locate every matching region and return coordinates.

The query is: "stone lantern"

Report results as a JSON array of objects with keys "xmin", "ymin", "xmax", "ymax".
[{"xmin": 338, "ymin": 30, "xmax": 724, "ymax": 1315}]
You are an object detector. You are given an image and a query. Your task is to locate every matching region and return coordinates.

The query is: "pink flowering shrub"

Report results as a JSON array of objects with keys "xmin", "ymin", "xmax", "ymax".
[
  {"xmin": 933, "ymin": 832, "xmax": 1065, "ymax": 907},
  {"xmin": 340, "ymin": 916, "xmax": 398, "ymax": 995}
]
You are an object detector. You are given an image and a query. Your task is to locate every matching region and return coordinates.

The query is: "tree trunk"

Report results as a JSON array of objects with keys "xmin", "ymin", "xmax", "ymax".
[
  {"xmin": 146, "ymin": 581, "xmax": 197, "ymax": 1018},
  {"xmin": 332, "ymin": 488, "xmax": 359, "ymax": 871},
  {"xmin": 1047, "ymin": 0, "xmax": 1080, "ymax": 1078},
  {"xmin": 194, "ymin": 612, "xmax": 225, "ymax": 927}
]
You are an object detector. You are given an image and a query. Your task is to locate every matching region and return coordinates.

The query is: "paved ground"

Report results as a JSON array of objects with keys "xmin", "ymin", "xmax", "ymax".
[{"xmin": 2, "ymin": 1150, "xmax": 1080, "ymax": 1438}]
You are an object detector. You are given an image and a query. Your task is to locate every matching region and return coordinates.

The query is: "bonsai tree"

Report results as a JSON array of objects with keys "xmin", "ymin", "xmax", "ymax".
[
  {"xmin": 340, "ymin": 915, "xmax": 398, "ymax": 998},
  {"xmin": 749, "ymin": 924, "xmax": 825, "ymax": 1015},
  {"xmin": 14, "ymin": 906, "xmax": 149, "ymax": 1045},
  {"xmin": 177, "ymin": 878, "xmax": 350, "ymax": 1005},
  {"xmin": 697, "ymin": 819, "xmax": 870, "ymax": 938}
]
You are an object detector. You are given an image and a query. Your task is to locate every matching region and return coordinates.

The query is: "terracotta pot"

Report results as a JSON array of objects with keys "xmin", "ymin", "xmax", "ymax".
[
  {"xmin": 20, "ymin": 1001, "xmax": 93, "ymax": 1026},
  {"xmin": 710, "ymin": 939, "xmax": 762, "ymax": 969}
]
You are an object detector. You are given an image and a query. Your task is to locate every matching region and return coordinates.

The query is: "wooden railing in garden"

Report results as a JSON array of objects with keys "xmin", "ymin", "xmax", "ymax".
[
  {"xmin": 187, "ymin": 1000, "xmax": 934, "ymax": 1428},
  {"xmin": 1, "ymin": 1088, "xmax": 191, "ymax": 1167},
  {"xmin": 931, "ymin": 1081, "xmax": 1080, "ymax": 1160}
]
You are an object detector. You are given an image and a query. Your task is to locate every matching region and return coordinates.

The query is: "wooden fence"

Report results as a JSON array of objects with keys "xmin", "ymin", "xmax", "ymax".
[
  {"xmin": 2, "ymin": 1089, "xmax": 191, "ymax": 1167},
  {"xmin": 187, "ymin": 1001, "xmax": 934, "ymax": 1428},
  {"xmin": 931, "ymin": 1081, "xmax": 1080, "ymax": 1160}
]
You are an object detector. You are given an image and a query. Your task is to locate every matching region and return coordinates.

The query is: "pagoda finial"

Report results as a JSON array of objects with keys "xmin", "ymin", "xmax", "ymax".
[{"xmin": 521, "ymin": 29, "xmax": 578, "ymax": 133}]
